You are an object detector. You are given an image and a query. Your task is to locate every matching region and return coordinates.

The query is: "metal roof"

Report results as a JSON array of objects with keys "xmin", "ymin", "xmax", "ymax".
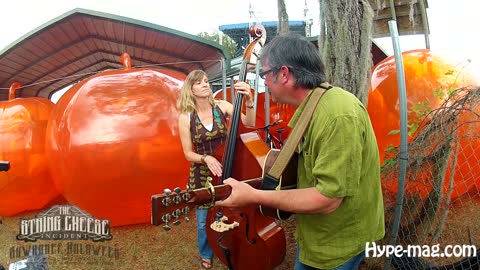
[
  {"xmin": 369, "ymin": 0, "xmax": 430, "ymax": 38},
  {"xmin": 0, "ymin": 8, "xmax": 229, "ymax": 100}
]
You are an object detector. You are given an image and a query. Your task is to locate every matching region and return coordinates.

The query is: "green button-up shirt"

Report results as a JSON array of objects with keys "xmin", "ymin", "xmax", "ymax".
[{"xmin": 289, "ymin": 87, "xmax": 385, "ymax": 269}]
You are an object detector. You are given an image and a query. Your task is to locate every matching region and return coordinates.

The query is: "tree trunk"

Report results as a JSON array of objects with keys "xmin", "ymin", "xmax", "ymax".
[
  {"xmin": 319, "ymin": 0, "xmax": 374, "ymax": 105},
  {"xmin": 277, "ymin": 0, "xmax": 289, "ymax": 34}
]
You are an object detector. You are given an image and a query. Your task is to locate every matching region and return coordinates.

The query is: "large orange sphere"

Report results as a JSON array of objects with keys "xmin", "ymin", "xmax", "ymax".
[
  {"xmin": 46, "ymin": 66, "xmax": 189, "ymax": 226},
  {"xmin": 382, "ymin": 104, "xmax": 480, "ymax": 200},
  {"xmin": 368, "ymin": 49, "xmax": 479, "ymax": 199},
  {"xmin": 0, "ymin": 83, "xmax": 59, "ymax": 216}
]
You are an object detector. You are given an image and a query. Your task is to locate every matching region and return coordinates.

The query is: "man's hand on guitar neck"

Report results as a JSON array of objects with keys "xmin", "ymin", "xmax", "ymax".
[
  {"xmin": 216, "ymin": 177, "xmax": 344, "ymax": 215},
  {"xmin": 215, "ymin": 178, "xmax": 260, "ymax": 208}
]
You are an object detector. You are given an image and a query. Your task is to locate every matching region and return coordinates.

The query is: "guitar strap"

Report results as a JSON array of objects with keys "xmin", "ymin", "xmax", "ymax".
[{"xmin": 262, "ymin": 83, "xmax": 331, "ymax": 189}]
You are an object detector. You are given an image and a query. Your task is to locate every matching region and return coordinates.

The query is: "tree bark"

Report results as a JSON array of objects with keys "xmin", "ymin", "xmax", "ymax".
[
  {"xmin": 319, "ymin": 0, "xmax": 374, "ymax": 105},
  {"xmin": 277, "ymin": 0, "xmax": 289, "ymax": 34}
]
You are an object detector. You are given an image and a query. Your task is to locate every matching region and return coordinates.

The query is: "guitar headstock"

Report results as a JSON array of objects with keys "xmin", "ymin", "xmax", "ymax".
[
  {"xmin": 151, "ymin": 186, "xmax": 192, "ymax": 231},
  {"xmin": 151, "ymin": 177, "xmax": 249, "ymax": 230}
]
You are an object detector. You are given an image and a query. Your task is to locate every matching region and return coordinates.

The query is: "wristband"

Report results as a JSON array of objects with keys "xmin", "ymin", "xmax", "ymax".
[{"xmin": 201, "ymin": 154, "xmax": 207, "ymax": 164}]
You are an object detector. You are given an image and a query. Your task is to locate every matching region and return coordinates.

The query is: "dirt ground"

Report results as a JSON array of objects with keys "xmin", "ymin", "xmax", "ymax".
[
  {"xmin": 1, "ymin": 191, "xmax": 478, "ymax": 270},
  {"xmin": 1, "ymin": 203, "xmax": 297, "ymax": 270}
]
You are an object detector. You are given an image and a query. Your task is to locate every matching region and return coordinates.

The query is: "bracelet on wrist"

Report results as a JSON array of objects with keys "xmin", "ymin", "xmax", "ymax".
[
  {"xmin": 246, "ymin": 101, "xmax": 254, "ymax": 108},
  {"xmin": 201, "ymin": 154, "xmax": 207, "ymax": 164}
]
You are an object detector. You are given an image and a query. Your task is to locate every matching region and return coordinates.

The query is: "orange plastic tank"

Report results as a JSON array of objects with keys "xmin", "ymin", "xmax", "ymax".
[
  {"xmin": 0, "ymin": 83, "xmax": 59, "ymax": 216},
  {"xmin": 45, "ymin": 54, "xmax": 189, "ymax": 226},
  {"xmin": 367, "ymin": 49, "xmax": 479, "ymax": 199}
]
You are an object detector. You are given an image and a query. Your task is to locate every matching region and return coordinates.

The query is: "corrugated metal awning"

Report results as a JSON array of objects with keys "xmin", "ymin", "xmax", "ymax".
[{"xmin": 0, "ymin": 8, "xmax": 229, "ymax": 100}]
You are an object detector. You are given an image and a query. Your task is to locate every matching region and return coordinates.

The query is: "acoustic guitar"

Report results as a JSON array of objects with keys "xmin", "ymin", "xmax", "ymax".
[{"xmin": 151, "ymin": 147, "xmax": 298, "ymax": 229}]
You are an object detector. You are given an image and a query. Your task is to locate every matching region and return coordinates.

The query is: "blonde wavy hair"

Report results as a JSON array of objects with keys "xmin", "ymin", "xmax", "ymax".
[{"xmin": 177, "ymin": 70, "xmax": 215, "ymax": 113}]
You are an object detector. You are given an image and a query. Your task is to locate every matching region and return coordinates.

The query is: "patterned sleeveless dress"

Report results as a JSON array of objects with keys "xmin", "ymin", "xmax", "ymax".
[{"xmin": 189, "ymin": 105, "xmax": 228, "ymax": 198}]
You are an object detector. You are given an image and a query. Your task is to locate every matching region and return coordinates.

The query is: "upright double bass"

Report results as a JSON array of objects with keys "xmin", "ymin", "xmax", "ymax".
[
  {"xmin": 206, "ymin": 24, "xmax": 286, "ymax": 270},
  {"xmin": 150, "ymin": 24, "xmax": 287, "ymax": 270}
]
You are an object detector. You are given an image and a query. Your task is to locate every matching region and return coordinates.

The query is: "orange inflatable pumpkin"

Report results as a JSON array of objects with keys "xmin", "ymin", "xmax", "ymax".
[
  {"xmin": 367, "ymin": 49, "xmax": 479, "ymax": 199},
  {"xmin": 45, "ymin": 54, "xmax": 189, "ymax": 226},
  {"xmin": 0, "ymin": 83, "xmax": 59, "ymax": 216}
]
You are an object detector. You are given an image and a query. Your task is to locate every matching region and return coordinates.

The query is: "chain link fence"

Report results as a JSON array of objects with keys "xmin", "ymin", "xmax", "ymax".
[{"xmin": 376, "ymin": 86, "xmax": 480, "ymax": 269}]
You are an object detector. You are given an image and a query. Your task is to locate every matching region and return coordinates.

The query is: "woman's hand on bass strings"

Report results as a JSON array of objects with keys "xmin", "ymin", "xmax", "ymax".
[
  {"xmin": 234, "ymin": 81, "xmax": 253, "ymax": 103},
  {"xmin": 204, "ymin": 155, "xmax": 222, "ymax": 177}
]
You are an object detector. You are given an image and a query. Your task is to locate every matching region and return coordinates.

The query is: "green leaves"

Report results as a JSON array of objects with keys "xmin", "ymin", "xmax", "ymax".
[{"xmin": 197, "ymin": 31, "xmax": 237, "ymax": 59}]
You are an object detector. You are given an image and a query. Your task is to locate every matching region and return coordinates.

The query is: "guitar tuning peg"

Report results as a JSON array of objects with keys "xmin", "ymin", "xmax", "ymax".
[
  {"xmin": 162, "ymin": 213, "xmax": 172, "ymax": 231},
  {"xmin": 182, "ymin": 207, "xmax": 190, "ymax": 222},
  {"xmin": 164, "ymin": 188, "xmax": 172, "ymax": 195},
  {"xmin": 162, "ymin": 213, "xmax": 171, "ymax": 223},
  {"xmin": 172, "ymin": 209, "xmax": 181, "ymax": 226},
  {"xmin": 172, "ymin": 193, "xmax": 181, "ymax": 204},
  {"xmin": 162, "ymin": 197, "xmax": 171, "ymax": 206},
  {"xmin": 183, "ymin": 184, "xmax": 191, "ymax": 201},
  {"xmin": 172, "ymin": 187, "xmax": 182, "ymax": 204}
]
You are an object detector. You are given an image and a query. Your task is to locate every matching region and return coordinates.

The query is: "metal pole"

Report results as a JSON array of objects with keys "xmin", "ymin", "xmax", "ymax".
[
  {"xmin": 389, "ymin": 0, "xmax": 397, "ymax": 21},
  {"xmin": 253, "ymin": 64, "xmax": 260, "ymax": 125},
  {"xmin": 384, "ymin": 20, "xmax": 409, "ymax": 270},
  {"xmin": 230, "ymin": 76, "xmax": 235, "ymax": 103},
  {"xmin": 264, "ymin": 84, "xmax": 270, "ymax": 141},
  {"xmin": 418, "ymin": 0, "xmax": 431, "ymax": 49},
  {"xmin": 222, "ymin": 58, "xmax": 227, "ymax": 101}
]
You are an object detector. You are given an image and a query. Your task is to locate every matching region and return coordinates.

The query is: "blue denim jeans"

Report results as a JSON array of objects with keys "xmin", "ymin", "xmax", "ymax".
[
  {"xmin": 196, "ymin": 208, "xmax": 213, "ymax": 260},
  {"xmin": 294, "ymin": 247, "xmax": 365, "ymax": 270}
]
